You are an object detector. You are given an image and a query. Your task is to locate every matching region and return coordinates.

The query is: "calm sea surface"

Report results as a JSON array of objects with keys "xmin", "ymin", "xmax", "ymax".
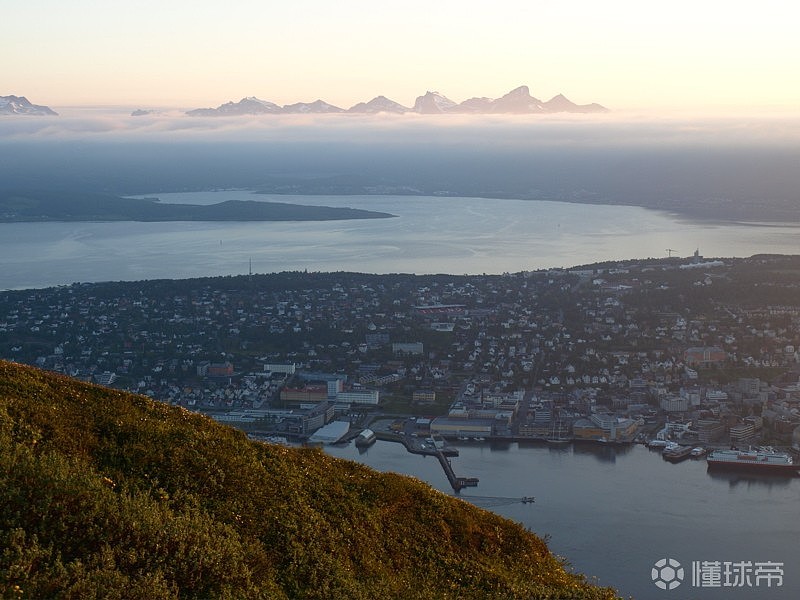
[
  {"xmin": 325, "ymin": 440, "xmax": 799, "ymax": 600},
  {"xmin": 2, "ymin": 190, "xmax": 800, "ymax": 290}
]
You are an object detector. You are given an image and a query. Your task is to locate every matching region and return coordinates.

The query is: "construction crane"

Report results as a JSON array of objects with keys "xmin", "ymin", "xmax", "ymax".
[{"xmin": 666, "ymin": 248, "xmax": 676, "ymax": 257}]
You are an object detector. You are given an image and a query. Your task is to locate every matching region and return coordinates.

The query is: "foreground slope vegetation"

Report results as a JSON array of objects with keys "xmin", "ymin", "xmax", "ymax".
[{"xmin": 0, "ymin": 361, "xmax": 617, "ymax": 599}]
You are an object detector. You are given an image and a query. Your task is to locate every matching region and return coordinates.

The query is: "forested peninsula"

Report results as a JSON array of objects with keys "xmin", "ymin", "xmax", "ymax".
[{"xmin": 0, "ymin": 191, "xmax": 393, "ymax": 222}]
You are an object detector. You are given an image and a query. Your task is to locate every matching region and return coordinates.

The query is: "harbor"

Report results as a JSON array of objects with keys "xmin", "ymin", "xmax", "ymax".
[
  {"xmin": 304, "ymin": 414, "xmax": 799, "ymax": 497},
  {"xmin": 324, "ymin": 437, "xmax": 800, "ymax": 600}
]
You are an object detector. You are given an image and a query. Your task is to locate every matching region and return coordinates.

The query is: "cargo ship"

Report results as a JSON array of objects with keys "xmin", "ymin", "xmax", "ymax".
[{"xmin": 706, "ymin": 447, "xmax": 798, "ymax": 475}]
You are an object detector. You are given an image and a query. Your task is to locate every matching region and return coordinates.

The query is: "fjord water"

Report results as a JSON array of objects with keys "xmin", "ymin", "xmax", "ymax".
[
  {"xmin": 3, "ymin": 191, "xmax": 800, "ymax": 290},
  {"xmin": 325, "ymin": 441, "xmax": 798, "ymax": 600}
]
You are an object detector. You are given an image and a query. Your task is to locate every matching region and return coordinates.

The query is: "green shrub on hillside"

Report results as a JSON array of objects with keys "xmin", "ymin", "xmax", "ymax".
[{"xmin": 0, "ymin": 360, "xmax": 618, "ymax": 599}]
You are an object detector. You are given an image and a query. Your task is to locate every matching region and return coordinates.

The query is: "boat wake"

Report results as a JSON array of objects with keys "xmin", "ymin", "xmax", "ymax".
[{"xmin": 457, "ymin": 495, "xmax": 534, "ymax": 508}]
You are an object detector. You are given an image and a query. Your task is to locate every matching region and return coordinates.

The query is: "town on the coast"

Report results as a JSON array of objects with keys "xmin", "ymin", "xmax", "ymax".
[{"xmin": 3, "ymin": 252, "xmax": 800, "ymax": 486}]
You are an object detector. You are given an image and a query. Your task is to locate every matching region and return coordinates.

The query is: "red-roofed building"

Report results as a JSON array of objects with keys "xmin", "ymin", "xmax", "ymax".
[{"xmin": 684, "ymin": 346, "xmax": 726, "ymax": 368}]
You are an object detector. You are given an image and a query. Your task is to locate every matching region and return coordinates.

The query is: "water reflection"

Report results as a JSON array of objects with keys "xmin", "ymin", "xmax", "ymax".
[
  {"xmin": 706, "ymin": 469, "xmax": 796, "ymax": 489},
  {"xmin": 488, "ymin": 440, "xmax": 512, "ymax": 452},
  {"xmin": 571, "ymin": 441, "xmax": 634, "ymax": 463},
  {"xmin": 517, "ymin": 440, "xmax": 548, "ymax": 449},
  {"xmin": 547, "ymin": 444, "xmax": 571, "ymax": 454}
]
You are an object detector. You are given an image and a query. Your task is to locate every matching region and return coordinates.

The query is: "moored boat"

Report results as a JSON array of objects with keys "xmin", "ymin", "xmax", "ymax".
[
  {"xmin": 706, "ymin": 447, "xmax": 798, "ymax": 475},
  {"xmin": 662, "ymin": 443, "xmax": 693, "ymax": 463},
  {"xmin": 355, "ymin": 428, "xmax": 377, "ymax": 448},
  {"xmin": 690, "ymin": 447, "xmax": 706, "ymax": 458},
  {"xmin": 546, "ymin": 436, "xmax": 571, "ymax": 445},
  {"xmin": 547, "ymin": 418, "xmax": 570, "ymax": 445},
  {"xmin": 546, "ymin": 439, "xmax": 571, "ymax": 446}
]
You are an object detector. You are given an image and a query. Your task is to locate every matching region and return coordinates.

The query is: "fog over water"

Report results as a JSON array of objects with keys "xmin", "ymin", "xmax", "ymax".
[
  {"xmin": 2, "ymin": 111, "xmax": 800, "ymax": 289},
  {"xmin": 2, "ymin": 111, "xmax": 800, "ymax": 216}
]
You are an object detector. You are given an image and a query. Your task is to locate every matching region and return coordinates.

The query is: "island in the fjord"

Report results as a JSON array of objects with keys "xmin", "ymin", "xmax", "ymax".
[
  {"xmin": 0, "ymin": 191, "xmax": 393, "ymax": 222},
  {"xmin": 0, "ymin": 360, "xmax": 616, "ymax": 599}
]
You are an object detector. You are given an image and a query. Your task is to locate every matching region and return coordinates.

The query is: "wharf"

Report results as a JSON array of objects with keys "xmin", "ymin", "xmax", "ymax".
[
  {"xmin": 405, "ymin": 436, "xmax": 477, "ymax": 492},
  {"xmin": 401, "ymin": 435, "xmax": 459, "ymax": 458},
  {"xmin": 435, "ymin": 449, "xmax": 479, "ymax": 492},
  {"xmin": 375, "ymin": 431, "xmax": 477, "ymax": 491}
]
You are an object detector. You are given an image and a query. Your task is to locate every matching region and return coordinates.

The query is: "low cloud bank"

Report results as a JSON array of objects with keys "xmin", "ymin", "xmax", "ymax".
[
  {"xmin": 2, "ymin": 110, "xmax": 799, "ymax": 223},
  {"xmin": 3, "ymin": 108, "xmax": 800, "ymax": 148}
]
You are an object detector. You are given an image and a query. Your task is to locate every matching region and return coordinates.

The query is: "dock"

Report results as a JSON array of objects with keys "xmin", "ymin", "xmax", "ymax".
[
  {"xmin": 435, "ymin": 449, "xmax": 479, "ymax": 492},
  {"xmin": 395, "ymin": 433, "xmax": 459, "ymax": 457},
  {"xmin": 384, "ymin": 432, "xmax": 478, "ymax": 491}
]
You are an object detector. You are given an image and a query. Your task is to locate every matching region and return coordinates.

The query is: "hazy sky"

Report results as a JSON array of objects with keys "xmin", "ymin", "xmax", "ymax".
[{"xmin": 3, "ymin": 0, "xmax": 798, "ymax": 111}]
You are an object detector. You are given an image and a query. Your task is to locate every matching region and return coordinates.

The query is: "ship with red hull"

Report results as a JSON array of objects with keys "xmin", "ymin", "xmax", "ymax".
[{"xmin": 706, "ymin": 447, "xmax": 798, "ymax": 475}]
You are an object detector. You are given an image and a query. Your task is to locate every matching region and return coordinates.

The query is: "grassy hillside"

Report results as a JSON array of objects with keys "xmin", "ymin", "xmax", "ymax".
[{"xmin": 0, "ymin": 360, "xmax": 617, "ymax": 599}]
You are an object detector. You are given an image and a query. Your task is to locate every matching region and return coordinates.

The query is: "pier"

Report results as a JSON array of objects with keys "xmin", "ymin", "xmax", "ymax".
[{"xmin": 382, "ymin": 431, "xmax": 478, "ymax": 492}]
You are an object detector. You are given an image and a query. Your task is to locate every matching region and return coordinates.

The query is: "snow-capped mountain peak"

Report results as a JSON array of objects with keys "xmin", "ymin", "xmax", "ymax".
[
  {"xmin": 185, "ymin": 86, "xmax": 607, "ymax": 117},
  {"xmin": 413, "ymin": 91, "xmax": 458, "ymax": 114},
  {"xmin": 0, "ymin": 95, "xmax": 58, "ymax": 116}
]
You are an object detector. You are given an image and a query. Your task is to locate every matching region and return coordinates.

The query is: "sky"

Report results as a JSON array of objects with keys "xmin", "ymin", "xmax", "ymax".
[{"xmin": 3, "ymin": 0, "xmax": 799, "ymax": 112}]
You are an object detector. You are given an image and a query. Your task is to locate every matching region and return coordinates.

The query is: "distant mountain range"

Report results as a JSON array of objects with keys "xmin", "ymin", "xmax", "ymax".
[
  {"xmin": 186, "ymin": 86, "xmax": 608, "ymax": 116},
  {"xmin": 3, "ymin": 88, "xmax": 606, "ymax": 118},
  {"xmin": 0, "ymin": 95, "xmax": 58, "ymax": 116}
]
